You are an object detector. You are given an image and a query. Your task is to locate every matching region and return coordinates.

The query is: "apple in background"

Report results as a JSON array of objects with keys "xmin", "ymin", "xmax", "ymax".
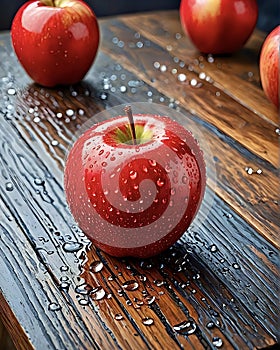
[
  {"xmin": 64, "ymin": 107, "xmax": 206, "ymax": 258},
  {"xmin": 180, "ymin": 0, "xmax": 258, "ymax": 54},
  {"xmin": 11, "ymin": 0, "xmax": 99, "ymax": 87},
  {"xmin": 259, "ymin": 26, "xmax": 280, "ymax": 109}
]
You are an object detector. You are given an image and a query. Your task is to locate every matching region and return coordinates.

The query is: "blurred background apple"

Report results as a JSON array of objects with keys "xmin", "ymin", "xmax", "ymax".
[{"xmin": 259, "ymin": 26, "xmax": 280, "ymax": 109}]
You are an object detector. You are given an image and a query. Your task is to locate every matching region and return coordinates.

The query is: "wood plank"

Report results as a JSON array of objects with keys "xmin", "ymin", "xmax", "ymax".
[
  {"xmin": 3, "ymin": 52, "xmax": 276, "ymax": 249},
  {"xmin": 0, "ymin": 12, "xmax": 279, "ymax": 350},
  {"xmin": 1, "ymin": 72, "xmax": 278, "ymax": 343},
  {"xmin": 98, "ymin": 17, "xmax": 279, "ymax": 169},
  {"xmin": 119, "ymin": 11, "xmax": 278, "ymax": 124}
]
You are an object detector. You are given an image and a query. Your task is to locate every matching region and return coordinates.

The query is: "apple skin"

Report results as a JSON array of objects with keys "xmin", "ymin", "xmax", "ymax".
[
  {"xmin": 259, "ymin": 26, "xmax": 280, "ymax": 109},
  {"xmin": 180, "ymin": 0, "xmax": 258, "ymax": 54},
  {"xmin": 11, "ymin": 0, "xmax": 99, "ymax": 87},
  {"xmin": 64, "ymin": 114, "xmax": 206, "ymax": 258}
]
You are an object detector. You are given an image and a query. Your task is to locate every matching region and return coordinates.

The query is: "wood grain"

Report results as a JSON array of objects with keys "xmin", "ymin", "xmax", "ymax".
[
  {"xmin": 6, "ymin": 47, "xmax": 278, "ymax": 248},
  {"xmin": 120, "ymin": 11, "xmax": 278, "ymax": 125},
  {"xmin": 99, "ymin": 16, "xmax": 279, "ymax": 169},
  {"xmin": 0, "ymin": 10, "xmax": 279, "ymax": 350}
]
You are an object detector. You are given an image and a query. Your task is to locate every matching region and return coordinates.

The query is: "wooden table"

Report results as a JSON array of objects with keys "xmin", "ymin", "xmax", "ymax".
[{"xmin": 0, "ymin": 10, "xmax": 279, "ymax": 350}]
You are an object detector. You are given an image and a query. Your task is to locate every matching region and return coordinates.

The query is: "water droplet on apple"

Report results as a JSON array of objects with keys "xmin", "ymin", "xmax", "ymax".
[
  {"xmin": 142, "ymin": 165, "xmax": 148, "ymax": 173},
  {"xmin": 129, "ymin": 170, "xmax": 138, "ymax": 180},
  {"xmin": 156, "ymin": 178, "xmax": 165, "ymax": 187},
  {"xmin": 149, "ymin": 159, "xmax": 157, "ymax": 167},
  {"xmin": 181, "ymin": 176, "xmax": 188, "ymax": 184}
]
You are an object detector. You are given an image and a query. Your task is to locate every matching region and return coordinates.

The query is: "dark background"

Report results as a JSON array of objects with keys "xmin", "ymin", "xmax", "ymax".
[{"xmin": 0, "ymin": 0, "xmax": 279, "ymax": 33}]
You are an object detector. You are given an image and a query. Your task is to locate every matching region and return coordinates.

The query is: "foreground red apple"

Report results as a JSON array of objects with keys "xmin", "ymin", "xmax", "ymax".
[
  {"xmin": 64, "ymin": 107, "xmax": 206, "ymax": 258},
  {"xmin": 259, "ymin": 26, "xmax": 280, "ymax": 109},
  {"xmin": 11, "ymin": 0, "xmax": 99, "ymax": 87},
  {"xmin": 180, "ymin": 0, "xmax": 258, "ymax": 54}
]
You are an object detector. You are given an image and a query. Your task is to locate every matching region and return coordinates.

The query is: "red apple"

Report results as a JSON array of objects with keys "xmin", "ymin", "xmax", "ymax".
[
  {"xmin": 259, "ymin": 26, "xmax": 280, "ymax": 109},
  {"xmin": 180, "ymin": 0, "xmax": 258, "ymax": 54},
  {"xmin": 64, "ymin": 107, "xmax": 206, "ymax": 258},
  {"xmin": 11, "ymin": 0, "xmax": 99, "ymax": 87}
]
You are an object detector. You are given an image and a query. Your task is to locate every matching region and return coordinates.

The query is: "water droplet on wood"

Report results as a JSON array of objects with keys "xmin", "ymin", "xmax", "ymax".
[
  {"xmin": 114, "ymin": 313, "xmax": 124, "ymax": 321},
  {"xmin": 212, "ymin": 337, "xmax": 223, "ymax": 348},
  {"xmin": 173, "ymin": 320, "xmax": 197, "ymax": 334},
  {"xmin": 79, "ymin": 298, "xmax": 89, "ymax": 306},
  {"xmin": 144, "ymin": 295, "xmax": 156, "ymax": 305},
  {"xmin": 90, "ymin": 260, "xmax": 104, "ymax": 273},
  {"xmin": 62, "ymin": 242, "xmax": 83, "ymax": 253},
  {"xmin": 178, "ymin": 73, "xmax": 187, "ymax": 82},
  {"xmin": 60, "ymin": 282, "xmax": 70, "ymax": 291},
  {"xmin": 66, "ymin": 109, "xmax": 74, "ymax": 117},
  {"xmin": 206, "ymin": 321, "xmax": 215, "ymax": 329},
  {"xmin": 122, "ymin": 280, "xmax": 139, "ymax": 291},
  {"xmin": 5, "ymin": 182, "xmax": 14, "ymax": 191},
  {"xmin": 48, "ymin": 302, "xmax": 61, "ymax": 311},
  {"xmin": 75, "ymin": 283, "xmax": 92, "ymax": 295},
  {"xmin": 232, "ymin": 263, "xmax": 240, "ymax": 269},
  {"xmin": 34, "ymin": 178, "xmax": 45, "ymax": 186},
  {"xmin": 210, "ymin": 244, "xmax": 218, "ymax": 253},
  {"xmin": 142, "ymin": 317, "xmax": 154, "ymax": 326},
  {"xmin": 92, "ymin": 286, "xmax": 106, "ymax": 300},
  {"xmin": 60, "ymin": 265, "xmax": 69, "ymax": 272},
  {"xmin": 7, "ymin": 88, "xmax": 16, "ymax": 95}
]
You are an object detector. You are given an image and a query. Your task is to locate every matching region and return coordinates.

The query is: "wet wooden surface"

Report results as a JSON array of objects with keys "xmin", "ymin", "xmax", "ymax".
[{"xmin": 0, "ymin": 10, "xmax": 279, "ymax": 350}]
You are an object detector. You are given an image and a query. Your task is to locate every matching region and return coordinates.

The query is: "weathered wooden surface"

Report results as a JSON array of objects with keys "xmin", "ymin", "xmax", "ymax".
[{"xmin": 0, "ymin": 10, "xmax": 279, "ymax": 350}]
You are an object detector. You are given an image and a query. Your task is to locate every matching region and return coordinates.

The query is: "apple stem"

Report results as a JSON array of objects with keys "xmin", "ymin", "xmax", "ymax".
[{"xmin": 124, "ymin": 105, "xmax": 137, "ymax": 145}]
